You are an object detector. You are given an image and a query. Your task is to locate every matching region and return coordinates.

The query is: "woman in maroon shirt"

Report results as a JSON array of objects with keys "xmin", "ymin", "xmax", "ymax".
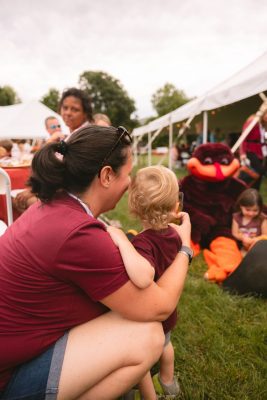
[{"xmin": 0, "ymin": 125, "xmax": 191, "ymax": 399}]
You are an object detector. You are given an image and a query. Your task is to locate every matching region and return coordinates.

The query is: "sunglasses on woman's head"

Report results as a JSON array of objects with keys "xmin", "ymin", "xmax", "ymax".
[
  {"xmin": 98, "ymin": 126, "xmax": 132, "ymax": 176},
  {"xmin": 49, "ymin": 124, "xmax": 61, "ymax": 129}
]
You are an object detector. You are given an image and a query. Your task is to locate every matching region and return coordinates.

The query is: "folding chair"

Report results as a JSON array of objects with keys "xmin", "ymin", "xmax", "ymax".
[{"xmin": 0, "ymin": 167, "xmax": 13, "ymax": 226}]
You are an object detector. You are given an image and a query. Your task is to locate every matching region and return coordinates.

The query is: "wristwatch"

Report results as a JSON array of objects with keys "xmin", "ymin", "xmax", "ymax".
[{"xmin": 179, "ymin": 245, "xmax": 194, "ymax": 264}]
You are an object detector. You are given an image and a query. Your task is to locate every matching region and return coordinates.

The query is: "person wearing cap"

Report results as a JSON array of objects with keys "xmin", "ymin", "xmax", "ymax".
[{"xmin": 45, "ymin": 116, "xmax": 65, "ymax": 143}]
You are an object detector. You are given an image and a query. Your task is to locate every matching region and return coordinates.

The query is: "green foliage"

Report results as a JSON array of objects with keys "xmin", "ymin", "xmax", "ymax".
[
  {"xmin": 151, "ymin": 83, "xmax": 191, "ymax": 117},
  {"xmin": 79, "ymin": 71, "xmax": 137, "ymax": 129},
  {"xmin": 0, "ymin": 85, "xmax": 20, "ymax": 105},
  {"xmin": 41, "ymin": 88, "xmax": 60, "ymax": 112}
]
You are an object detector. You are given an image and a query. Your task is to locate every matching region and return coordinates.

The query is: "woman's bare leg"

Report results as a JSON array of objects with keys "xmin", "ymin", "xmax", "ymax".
[
  {"xmin": 57, "ymin": 312, "xmax": 164, "ymax": 400},
  {"xmin": 138, "ymin": 371, "xmax": 157, "ymax": 400}
]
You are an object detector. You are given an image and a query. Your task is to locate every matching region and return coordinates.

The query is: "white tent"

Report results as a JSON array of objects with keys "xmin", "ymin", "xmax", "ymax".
[
  {"xmin": 132, "ymin": 50, "xmax": 267, "ymax": 167},
  {"xmin": 0, "ymin": 100, "xmax": 69, "ymax": 140}
]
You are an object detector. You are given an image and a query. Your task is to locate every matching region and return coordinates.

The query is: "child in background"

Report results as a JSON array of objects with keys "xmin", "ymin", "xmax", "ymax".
[
  {"xmin": 108, "ymin": 165, "xmax": 185, "ymax": 399},
  {"xmin": 232, "ymin": 188, "xmax": 267, "ymax": 255}
]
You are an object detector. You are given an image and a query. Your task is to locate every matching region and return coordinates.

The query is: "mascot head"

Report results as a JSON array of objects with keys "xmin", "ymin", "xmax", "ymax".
[{"xmin": 187, "ymin": 143, "xmax": 240, "ymax": 182}]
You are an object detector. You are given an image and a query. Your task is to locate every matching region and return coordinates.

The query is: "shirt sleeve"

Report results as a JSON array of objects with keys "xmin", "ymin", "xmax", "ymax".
[
  {"xmin": 131, "ymin": 235, "xmax": 156, "ymax": 268},
  {"xmin": 53, "ymin": 222, "xmax": 129, "ymax": 301}
]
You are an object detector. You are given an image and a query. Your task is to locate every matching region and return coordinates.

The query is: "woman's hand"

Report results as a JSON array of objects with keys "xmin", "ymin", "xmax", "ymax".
[{"xmin": 170, "ymin": 212, "xmax": 191, "ymax": 246}]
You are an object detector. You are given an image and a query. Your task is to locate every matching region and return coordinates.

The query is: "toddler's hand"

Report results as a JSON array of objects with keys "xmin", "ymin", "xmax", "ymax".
[
  {"xmin": 170, "ymin": 212, "xmax": 191, "ymax": 246},
  {"xmin": 106, "ymin": 226, "xmax": 128, "ymax": 247},
  {"xmin": 242, "ymin": 235, "xmax": 253, "ymax": 249}
]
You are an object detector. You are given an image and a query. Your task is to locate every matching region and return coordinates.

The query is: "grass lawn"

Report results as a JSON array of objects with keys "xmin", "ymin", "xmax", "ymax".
[{"xmin": 107, "ymin": 159, "xmax": 267, "ymax": 400}]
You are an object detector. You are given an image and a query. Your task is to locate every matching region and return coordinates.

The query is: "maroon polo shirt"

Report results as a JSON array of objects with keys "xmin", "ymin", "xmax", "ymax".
[{"xmin": 0, "ymin": 193, "xmax": 129, "ymax": 390}]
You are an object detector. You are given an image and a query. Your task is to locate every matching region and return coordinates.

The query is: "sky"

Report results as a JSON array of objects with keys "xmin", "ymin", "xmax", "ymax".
[{"xmin": 1, "ymin": 0, "xmax": 267, "ymax": 120}]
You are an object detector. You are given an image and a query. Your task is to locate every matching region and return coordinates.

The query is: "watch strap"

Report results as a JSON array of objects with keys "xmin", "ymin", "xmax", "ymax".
[{"xmin": 179, "ymin": 245, "xmax": 193, "ymax": 264}]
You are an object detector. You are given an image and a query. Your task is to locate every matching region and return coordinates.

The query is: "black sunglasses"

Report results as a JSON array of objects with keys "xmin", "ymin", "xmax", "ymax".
[{"xmin": 98, "ymin": 126, "xmax": 132, "ymax": 176}]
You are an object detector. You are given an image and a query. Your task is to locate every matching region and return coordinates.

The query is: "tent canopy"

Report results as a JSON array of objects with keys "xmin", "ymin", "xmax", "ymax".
[
  {"xmin": 0, "ymin": 100, "xmax": 69, "ymax": 139},
  {"xmin": 133, "ymin": 50, "xmax": 267, "ymax": 137}
]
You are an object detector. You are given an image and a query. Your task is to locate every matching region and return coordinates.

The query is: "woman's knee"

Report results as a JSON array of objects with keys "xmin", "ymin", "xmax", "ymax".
[{"xmin": 141, "ymin": 321, "xmax": 165, "ymax": 362}]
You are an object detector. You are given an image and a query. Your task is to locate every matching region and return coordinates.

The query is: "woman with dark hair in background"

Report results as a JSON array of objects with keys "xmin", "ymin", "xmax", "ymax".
[
  {"xmin": 14, "ymin": 87, "xmax": 94, "ymax": 212},
  {"xmin": 59, "ymin": 87, "xmax": 93, "ymax": 135},
  {"xmin": 0, "ymin": 125, "xmax": 191, "ymax": 399}
]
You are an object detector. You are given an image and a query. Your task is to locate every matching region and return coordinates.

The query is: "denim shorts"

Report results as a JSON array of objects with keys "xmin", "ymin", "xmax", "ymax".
[{"xmin": 1, "ymin": 333, "xmax": 68, "ymax": 400}]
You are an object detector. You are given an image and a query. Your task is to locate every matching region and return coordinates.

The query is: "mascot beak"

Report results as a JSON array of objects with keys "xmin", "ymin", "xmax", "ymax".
[
  {"xmin": 188, "ymin": 157, "xmax": 240, "ymax": 182},
  {"xmin": 214, "ymin": 162, "xmax": 224, "ymax": 181}
]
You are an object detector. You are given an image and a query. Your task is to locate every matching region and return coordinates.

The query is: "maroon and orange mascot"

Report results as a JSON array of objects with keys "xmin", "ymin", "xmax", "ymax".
[
  {"xmin": 180, "ymin": 143, "xmax": 247, "ymax": 283},
  {"xmin": 180, "ymin": 142, "xmax": 267, "ymax": 297}
]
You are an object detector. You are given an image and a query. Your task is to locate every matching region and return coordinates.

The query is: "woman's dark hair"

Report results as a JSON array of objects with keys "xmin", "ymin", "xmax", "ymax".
[
  {"xmin": 58, "ymin": 87, "xmax": 93, "ymax": 122},
  {"xmin": 235, "ymin": 188, "xmax": 263, "ymax": 213},
  {"xmin": 28, "ymin": 126, "xmax": 132, "ymax": 202}
]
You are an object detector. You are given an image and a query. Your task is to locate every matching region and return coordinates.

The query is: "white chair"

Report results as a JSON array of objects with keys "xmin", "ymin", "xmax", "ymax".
[
  {"xmin": 0, "ymin": 167, "xmax": 13, "ymax": 226},
  {"xmin": 0, "ymin": 220, "xmax": 7, "ymax": 236}
]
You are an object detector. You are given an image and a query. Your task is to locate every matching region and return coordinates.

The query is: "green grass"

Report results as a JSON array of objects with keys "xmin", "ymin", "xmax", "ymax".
[
  {"xmin": 107, "ymin": 162, "xmax": 267, "ymax": 399},
  {"xmin": 175, "ymin": 255, "xmax": 267, "ymax": 399}
]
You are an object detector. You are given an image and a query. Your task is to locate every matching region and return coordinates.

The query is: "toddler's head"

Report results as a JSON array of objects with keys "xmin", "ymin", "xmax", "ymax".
[
  {"xmin": 128, "ymin": 165, "xmax": 179, "ymax": 230},
  {"xmin": 235, "ymin": 188, "xmax": 263, "ymax": 217}
]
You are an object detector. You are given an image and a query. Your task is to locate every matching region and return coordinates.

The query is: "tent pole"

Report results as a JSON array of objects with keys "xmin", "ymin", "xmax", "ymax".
[
  {"xmin": 178, "ymin": 114, "xmax": 196, "ymax": 138},
  {"xmin": 168, "ymin": 116, "xmax": 173, "ymax": 169},
  {"xmin": 203, "ymin": 111, "xmax": 208, "ymax": 143},
  {"xmin": 231, "ymin": 93, "xmax": 267, "ymax": 153},
  {"xmin": 148, "ymin": 132, "xmax": 152, "ymax": 166},
  {"xmin": 146, "ymin": 127, "xmax": 164, "ymax": 166},
  {"xmin": 133, "ymin": 136, "xmax": 138, "ymax": 166},
  {"xmin": 132, "ymin": 132, "xmax": 147, "ymax": 166}
]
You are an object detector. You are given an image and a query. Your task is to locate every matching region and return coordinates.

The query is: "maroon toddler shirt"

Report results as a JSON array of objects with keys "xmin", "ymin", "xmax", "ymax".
[
  {"xmin": 131, "ymin": 226, "xmax": 182, "ymax": 333},
  {"xmin": 0, "ymin": 193, "xmax": 129, "ymax": 390}
]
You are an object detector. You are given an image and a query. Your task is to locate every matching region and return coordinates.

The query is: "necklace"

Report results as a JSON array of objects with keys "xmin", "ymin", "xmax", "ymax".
[{"xmin": 67, "ymin": 192, "xmax": 93, "ymax": 216}]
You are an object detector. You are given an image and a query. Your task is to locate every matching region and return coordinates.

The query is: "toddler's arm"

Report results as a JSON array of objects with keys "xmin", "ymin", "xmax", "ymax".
[
  {"xmin": 231, "ymin": 218, "xmax": 244, "ymax": 242},
  {"xmin": 245, "ymin": 218, "xmax": 267, "ymax": 249},
  {"xmin": 261, "ymin": 218, "xmax": 267, "ymax": 235},
  {"xmin": 107, "ymin": 226, "xmax": 155, "ymax": 289}
]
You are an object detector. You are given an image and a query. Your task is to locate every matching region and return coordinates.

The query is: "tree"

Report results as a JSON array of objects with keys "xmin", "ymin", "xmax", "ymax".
[
  {"xmin": 0, "ymin": 85, "xmax": 20, "ymax": 105},
  {"xmin": 79, "ymin": 71, "xmax": 137, "ymax": 129},
  {"xmin": 151, "ymin": 83, "xmax": 190, "ymax": 117},
  {"xmin": 41, "ymin": 88, "xmax": 60, "ymax": 112}
]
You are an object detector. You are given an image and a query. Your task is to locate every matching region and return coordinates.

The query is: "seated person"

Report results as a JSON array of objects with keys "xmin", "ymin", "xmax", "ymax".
[
  {"xmin": 232, "ymin": 188, "xmax": 267, "ymax": 256},
  {"xmin": 45, "ymin": 116, "xmax": 65, "ymax": 143},
  {"xmin": 0, "ymin": 140, "xmax": 13, "ymax": 160}
]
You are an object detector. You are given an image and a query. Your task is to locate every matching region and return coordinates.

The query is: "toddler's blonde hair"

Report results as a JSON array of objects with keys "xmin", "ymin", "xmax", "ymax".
[{"xmin": 128, "ymin": 165, "xmax": 179, "ymax": 230}]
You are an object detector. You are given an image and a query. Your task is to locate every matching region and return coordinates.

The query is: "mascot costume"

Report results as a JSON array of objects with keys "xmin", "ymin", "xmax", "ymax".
[{"xmin": 180, "ymin": 143, "xmax": 247, "ymax": 283}]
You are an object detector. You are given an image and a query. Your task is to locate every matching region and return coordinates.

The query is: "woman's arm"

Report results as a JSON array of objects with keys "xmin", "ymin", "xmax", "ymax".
[
  {"xmin": 106, "ymin": 226, "xmax": 155, "ymax": 289},
  {"xmin": 261, "ymin": 218, "xmax": 267, "ymax": 235},
  {"xmin": 102, "ymin": 212, "xmax": 191, "ymax": 322}
]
